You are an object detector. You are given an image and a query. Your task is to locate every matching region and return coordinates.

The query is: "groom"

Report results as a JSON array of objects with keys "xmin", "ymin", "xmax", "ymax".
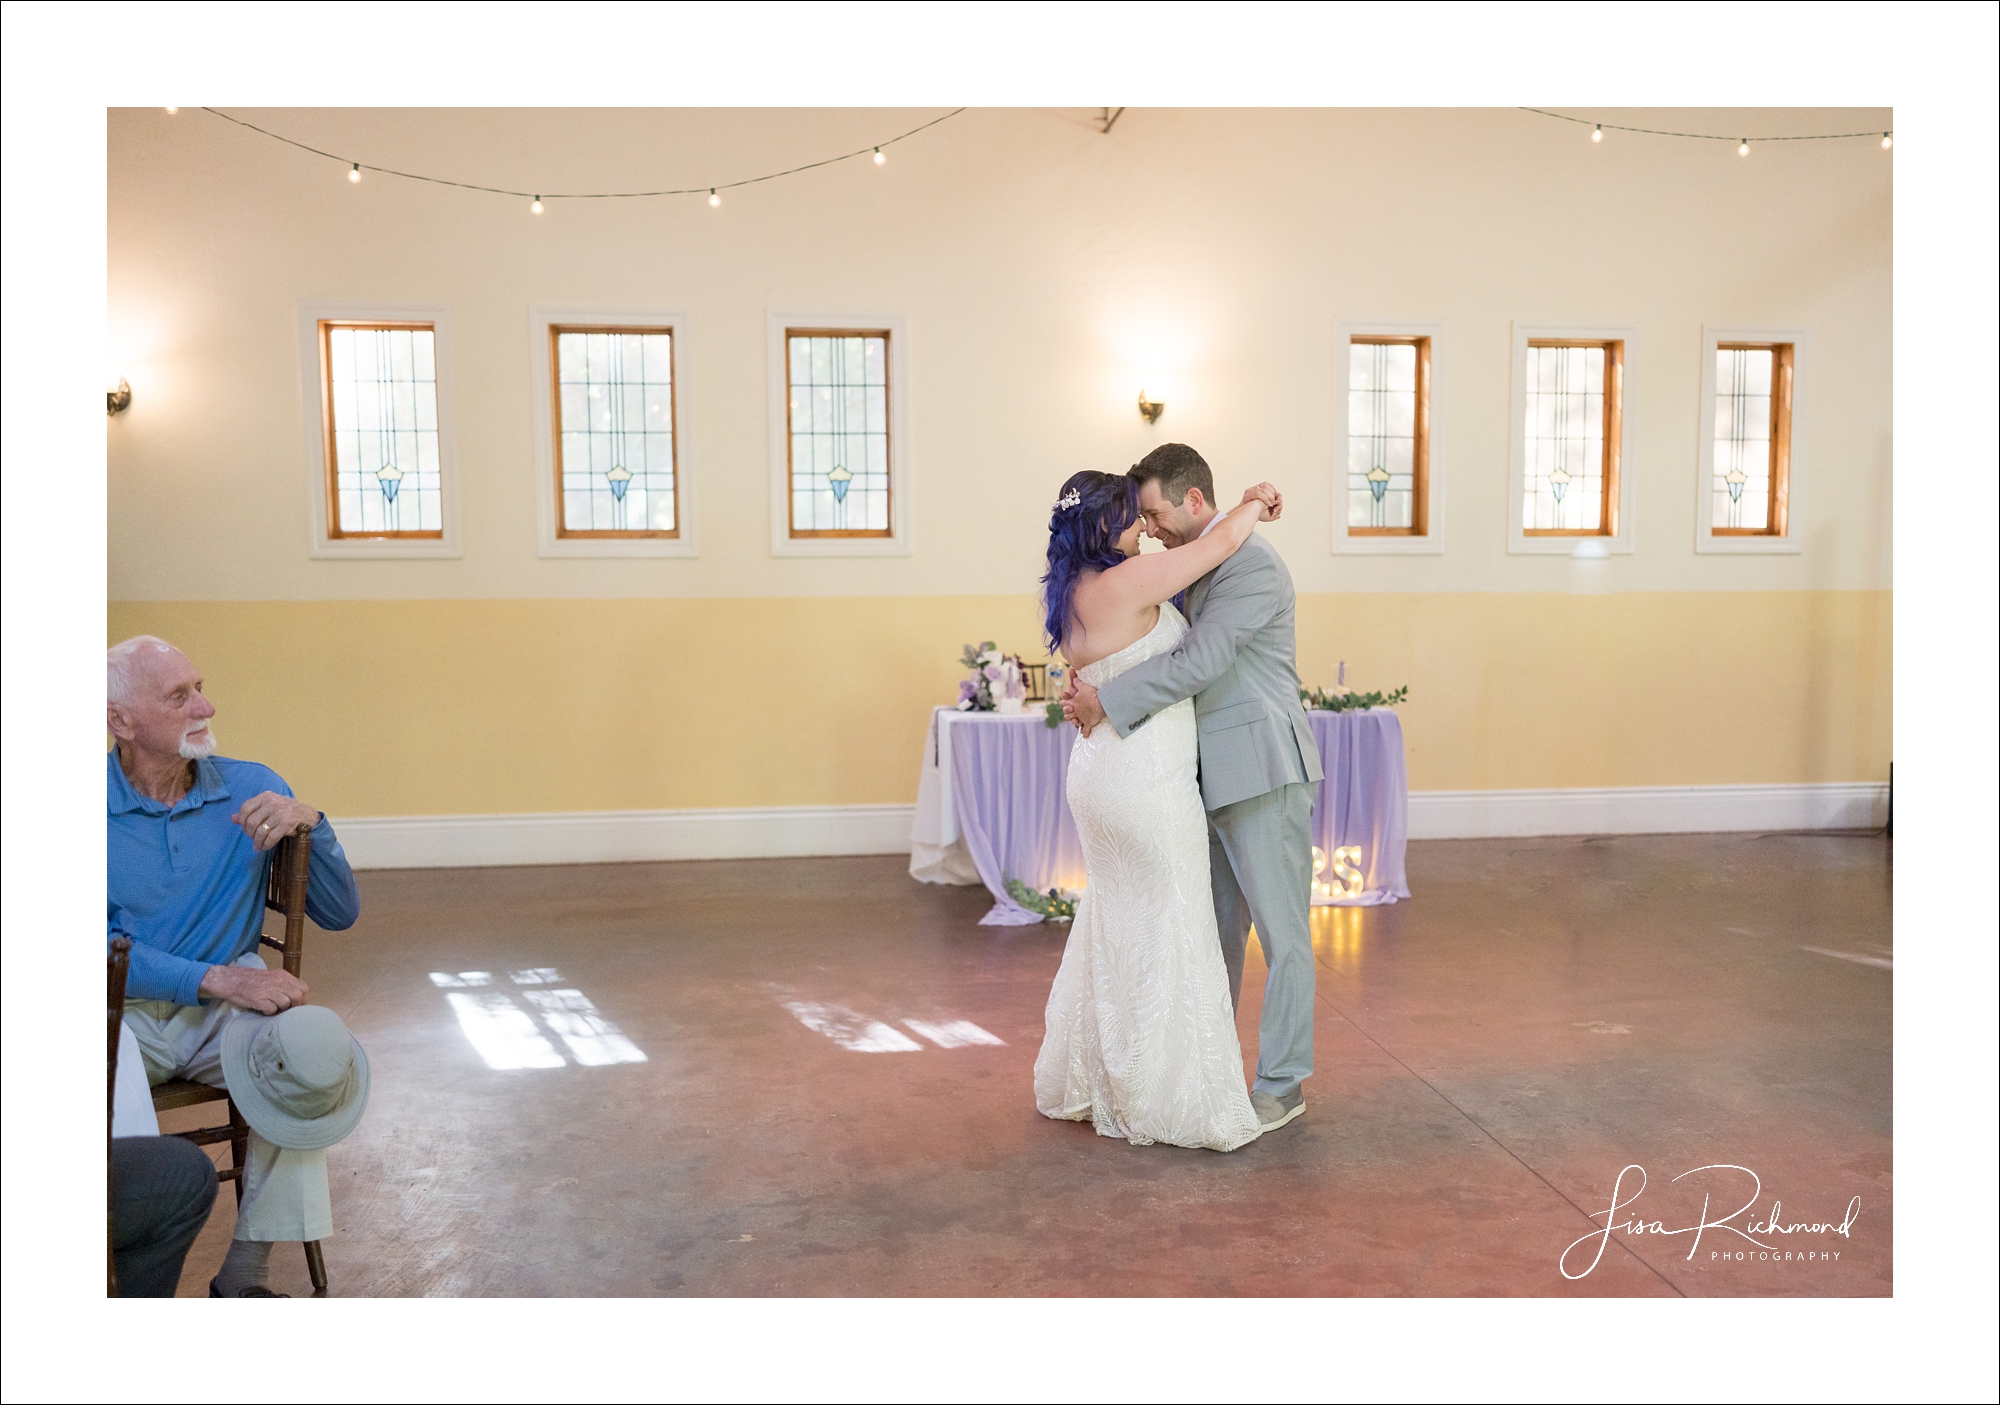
[{"xmin": 1064, "ymin": 443, "xmax": 1323, "ymax": 1134}]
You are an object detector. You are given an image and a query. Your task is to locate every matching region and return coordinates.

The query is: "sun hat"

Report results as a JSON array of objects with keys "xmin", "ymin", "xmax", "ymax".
[{"xmin": 219, "ymin": 1005, "xmax": 370, "ymax": 1151}]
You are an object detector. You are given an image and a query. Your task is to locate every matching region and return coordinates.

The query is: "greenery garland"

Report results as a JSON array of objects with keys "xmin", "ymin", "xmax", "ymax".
[
  {"xmin": 1301, "ymin": 684, "xmax": 1409, "ymax": 712},
  {"xmin": 1006, "ymin": 879, "xmax": 1077, "ymax": 921}
]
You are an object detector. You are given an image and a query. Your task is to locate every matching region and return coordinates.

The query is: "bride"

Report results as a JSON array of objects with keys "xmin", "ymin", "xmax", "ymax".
[{"xmin": 1033, "ymin": 468, "xmax": 1279, "ymax": 1152}]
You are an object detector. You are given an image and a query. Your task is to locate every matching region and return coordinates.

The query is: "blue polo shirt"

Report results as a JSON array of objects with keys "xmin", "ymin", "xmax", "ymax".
[{"xmin": 108, "ymin": 752, "xmax": 361, "ymax": 1005}]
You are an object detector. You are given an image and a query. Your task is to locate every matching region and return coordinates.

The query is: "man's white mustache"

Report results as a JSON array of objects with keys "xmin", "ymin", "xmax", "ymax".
[{"xmin": 179, "ymin": 720, "xmax": 218, "ymax": 759}]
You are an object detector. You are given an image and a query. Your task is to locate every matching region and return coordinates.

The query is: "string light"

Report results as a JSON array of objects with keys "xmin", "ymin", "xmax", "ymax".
[
  {"xmin": 348, "ymin": 163, "xmax": 361, "ymax": 183},
  {"xmin": 193, "ymin": 107, "xmax": 965, "ymax": 211},
  {"xmin": 530, "ymin": 196, "xmax": 543, "ymax": 214},
  {"xmin": 164, "ymin": 107, "xmax": 178, "ymax": 115},
  {"xmin": 1881, "ymin": 132, "xmax": 1893, "ymax": 149},
  {"xmin": 1524, "ymin": 109, "xmax": 1893, "ymax": 154}
]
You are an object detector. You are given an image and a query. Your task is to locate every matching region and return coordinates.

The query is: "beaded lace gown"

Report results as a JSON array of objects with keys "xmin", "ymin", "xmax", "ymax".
[{"xmin": 1034, "ymin": 603, "xmax": 1261, "ymax": 1152}]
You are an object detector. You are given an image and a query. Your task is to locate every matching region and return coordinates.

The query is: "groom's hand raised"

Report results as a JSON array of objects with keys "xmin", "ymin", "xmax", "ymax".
[
  {"xmin": 1063, "ymin": 679, "xmax": 1106, "ymax": 738},
  {"xmin": 1241, "ymin": 482, "xmax": 1282, "ymax": 521}
]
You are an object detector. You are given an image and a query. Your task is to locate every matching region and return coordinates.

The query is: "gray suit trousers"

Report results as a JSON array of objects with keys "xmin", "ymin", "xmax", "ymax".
[{"xmin": 1208, "ymin": 781, "xmax": 1315, "ymax": 1100}]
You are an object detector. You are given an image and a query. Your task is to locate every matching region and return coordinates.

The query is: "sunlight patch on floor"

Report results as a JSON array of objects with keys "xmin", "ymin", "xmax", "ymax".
[{"xmin": 436, "ymin": 969, "xmax": 646, "ymax": 1068}]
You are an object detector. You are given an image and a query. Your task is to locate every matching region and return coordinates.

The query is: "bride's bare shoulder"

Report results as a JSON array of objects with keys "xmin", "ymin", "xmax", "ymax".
[{"xmin": 1067, "ymin": 570, "xmax": 1130, "ymax": 631}]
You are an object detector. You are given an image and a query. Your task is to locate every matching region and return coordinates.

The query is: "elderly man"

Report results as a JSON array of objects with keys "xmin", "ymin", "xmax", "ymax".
[{"xmin": 108, "ymin": 635, "xmax": 365, "ymax": 1296}]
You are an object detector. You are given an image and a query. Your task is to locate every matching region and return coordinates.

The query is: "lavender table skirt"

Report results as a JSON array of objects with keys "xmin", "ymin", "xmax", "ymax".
[
  {"xmin": 909, "ymin": 708, "xmax": 1085, "ymax": 925},
  {"xmin": 910, "ymin": 704, "xmax": 1410, "ymax": 921},
  {"xmin": 1307, "ymin": 709, "xmax": 1411, "ymax": 907}
]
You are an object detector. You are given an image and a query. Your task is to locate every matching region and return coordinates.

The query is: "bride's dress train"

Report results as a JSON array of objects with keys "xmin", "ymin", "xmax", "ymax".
[{"xmin": 1033, "ymin": 604, "xmax": 1260, "ymax": 1152}]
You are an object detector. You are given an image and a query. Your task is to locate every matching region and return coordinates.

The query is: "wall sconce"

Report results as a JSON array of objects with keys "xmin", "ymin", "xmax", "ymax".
[
  {"xmin": 1137, "ymin": 389, "xmax": 1164, "ymax": 424},
  {"xmin": 107, "ymin": 376, "xmax": 132, "ymax": 416}
]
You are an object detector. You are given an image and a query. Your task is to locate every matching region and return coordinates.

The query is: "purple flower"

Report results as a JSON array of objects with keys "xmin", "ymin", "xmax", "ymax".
[
  {"xmin": 958, "ymin": 679, "xmax": 977, "ymax": 702},
  {"xmin": 982, "ymin": 664, "xmax": 1003, "ymax": 683}
]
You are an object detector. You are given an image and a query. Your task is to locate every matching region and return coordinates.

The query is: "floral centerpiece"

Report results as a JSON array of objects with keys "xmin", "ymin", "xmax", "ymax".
[
  {"xmin": 958, "ymin": 642, "xmax": 1028, "ymax": 714},
  {"xmin": 1301, "ymin": 660, "xmax": 1409, "ymax": 712}
]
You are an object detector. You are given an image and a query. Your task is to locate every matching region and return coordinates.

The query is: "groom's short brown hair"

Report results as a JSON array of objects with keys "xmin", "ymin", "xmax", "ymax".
[{"xmin": 1128, "ymin": 443, "xmax": 1215, "ymax": 508}]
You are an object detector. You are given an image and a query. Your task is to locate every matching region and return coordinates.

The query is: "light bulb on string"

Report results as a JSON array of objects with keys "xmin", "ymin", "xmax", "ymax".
[
  {"xmin": 164, "ymin": 107, "xmax": 178, "ymax": 115},
  {"xmin": 873, "ymin": 147, "xmax": 886, "ymax": 165},
  {"xmin": 1738, "ymin": 139, "xmax": 1750, "ymax": 156},
  {"xmin": 1591, "ymin": 124, "xmax": 1602, "ymax": 143},
  {"xmin": 709, "ymin": 189, "xmax": 721, "ymax": 207},
  {"xmin": 530, "ymin": 196, "xmax": 544, "ymax": 214},
  {"xmin": 1881, "ymin": 133, "xmax": 1892, "ymax": 149},
  {"xmin": 348, "ymin": 163, "xmax": 361, "ymax": 184}
]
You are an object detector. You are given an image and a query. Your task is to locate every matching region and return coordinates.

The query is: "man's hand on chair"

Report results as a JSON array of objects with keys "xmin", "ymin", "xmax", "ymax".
[
  {"xmin": 230, "ymin": 792, "xmax": 319, "ymax": 853},
  {"xmin": 200, "ymin": 963, "xmax": 310, "ymax": 1014}
]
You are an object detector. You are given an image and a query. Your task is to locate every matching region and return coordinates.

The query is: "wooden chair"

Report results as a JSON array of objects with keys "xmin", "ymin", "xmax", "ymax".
[
  {"xmin": 109, "ymin": 937, "xmax": 131, "ymax": 1296},
  {"xmin": 150, "ymin": 825, "xmax": 328, "ymax": 1296}
]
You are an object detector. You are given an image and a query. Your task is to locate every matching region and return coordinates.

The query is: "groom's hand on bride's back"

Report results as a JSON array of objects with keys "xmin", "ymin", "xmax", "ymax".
[{"xmin": 1063, "ymin": 679, "xmax": 1106, "ymax": 738}]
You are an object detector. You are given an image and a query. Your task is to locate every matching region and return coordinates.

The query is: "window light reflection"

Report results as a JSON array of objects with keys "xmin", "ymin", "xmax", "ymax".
[
  {"xmin": 904, "ymin": 1019, "xmax": 1006, "ymax": 1049},
  {"xmin": 446, "ymin": 992, "xmax": 565, "ymax": 1069},
  {"xmin": 523, "ymin": 989, "xmax": 648, "ymax": 1065},
  {"xmin": 430, "ymin": 971, "xmax": 494, "ymax": 987},
  {"xmin": 784, "ymin": 1002, "xmax": 923, "ymax": 1052},
  {"xmin": 437, "ymin": 969, "xmax": 647, "ymax": 1070}
]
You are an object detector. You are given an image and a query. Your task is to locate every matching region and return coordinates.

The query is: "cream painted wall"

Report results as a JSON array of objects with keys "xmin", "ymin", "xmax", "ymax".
[
  {"xmin": 109, "ymin": 107, "xmax": 1890, "ymax": 602},
  {"xmin": 107, "ymin": 108, "xmax": 1892, "ymax": 812}
]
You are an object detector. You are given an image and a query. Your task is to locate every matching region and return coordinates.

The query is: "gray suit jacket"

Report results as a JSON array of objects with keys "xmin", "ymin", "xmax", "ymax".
[{"xmin": 1097, "ymin": 534, "xmax": 1323, "ymax": 812}]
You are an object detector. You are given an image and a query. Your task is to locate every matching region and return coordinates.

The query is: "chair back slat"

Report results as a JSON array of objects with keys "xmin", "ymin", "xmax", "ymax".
[
  {"xmin": 258, "ymin": 826, "xmax": 313, "ymax": 980},
  {"xmin": 109, "ymin": 936, "xmax": 131, "ymax": 1128},
  {"xmin": 109, "ymin": 935, "xmax": 131, "ymax": 1298}
]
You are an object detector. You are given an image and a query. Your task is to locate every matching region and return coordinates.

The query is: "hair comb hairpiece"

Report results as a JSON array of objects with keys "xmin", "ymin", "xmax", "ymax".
[{"xmin": 1053, "ymin": 488, "xmax": 1083, "ymax": 512}]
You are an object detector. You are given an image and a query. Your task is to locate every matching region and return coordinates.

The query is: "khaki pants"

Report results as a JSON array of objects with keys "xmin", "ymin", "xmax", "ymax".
[{"xmin": 123, "ymin": 954, "xmax": 335, "ymax": 1242}]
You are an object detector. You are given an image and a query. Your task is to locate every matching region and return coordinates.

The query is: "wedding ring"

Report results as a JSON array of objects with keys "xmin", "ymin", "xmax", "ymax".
[{"xmin": 260, "ymin": 823, "xmax": 272, "ymax": 831}]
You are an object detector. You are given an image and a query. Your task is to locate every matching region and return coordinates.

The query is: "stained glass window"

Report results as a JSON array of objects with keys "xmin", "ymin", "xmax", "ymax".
[
  {"xmin": 787, "ymin": 331, "xmax": 890, "ymax": 537},
  {"xmin": 323, "ymin": 323, "xmax": 442, "ymax": 537},
  {"xmin": 1347, "ymin": 337, "xmax": 1429, "ymax": 534},
  {"xmin": 1522, "ymin": 340, "xmax": 1620, "ymax": 535},
  {"xmin": 1712, "ymin": 343, "xmax": 1792, "ymax": 535},
  {"xmin": 553, "ymin": 328, "xmax": 677, "ymax": 536}
]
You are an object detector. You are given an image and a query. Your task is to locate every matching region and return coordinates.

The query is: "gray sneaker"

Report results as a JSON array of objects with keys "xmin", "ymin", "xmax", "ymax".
[{"xmin": 1250, "ymin": 1088, "xmax": 1305, "ymax": 1133}]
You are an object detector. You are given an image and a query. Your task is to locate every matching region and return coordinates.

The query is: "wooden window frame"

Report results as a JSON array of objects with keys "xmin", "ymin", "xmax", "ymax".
[
  {"xmin": 530, "ymin": 307, "xmax": 694, "ymax": 559},
  {"xmin": 1507, "ymin": 323, "xmax": 1635, "ymax": 556},
  {"xmin": 548, "ymin": 323, "xmax": 681, "ymax": 541},
  {"xmin": 1345, "ymin": 334, "xmax": 1431, "ymax": 538},
  {"xmin": 297, "ymin": 304, "xmax": 460, "ymax": 559},
  {"xmin": 766, "ymin": 311, "xmax": 910, "ymax": 558},
  {"xmin": 1331, "ymin": 321, "xmax": 1444, "ymax": 555},
  {"xmin": 318, "ymin": 319, "xmax": 445, "ymax": 541},
  {"xmin": 785, "ymin": 327, "xmax": 894, "ymax": 540},
  {"xmin": 1522, "ymin": 337, "xmax": 1622, "ymax": 538},
  {"xmin": 1696, "ymin": 330, "xmax": 1808, "ymax": 556}
]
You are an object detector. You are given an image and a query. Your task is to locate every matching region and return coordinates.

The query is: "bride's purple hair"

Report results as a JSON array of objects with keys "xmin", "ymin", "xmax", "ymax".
[{"xmin": 1041, "ymin": 470, "xmax": 1139, "ymax": 651}]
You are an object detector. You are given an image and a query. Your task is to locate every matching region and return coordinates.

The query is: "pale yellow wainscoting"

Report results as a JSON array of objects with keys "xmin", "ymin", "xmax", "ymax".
[
  {"xmin": 109, "ymin": 591, "xmax": 1888, "ymax": 819},
  {"xmin": 1293, "ymin": 590, "xmax": 1891, "ymax": 793}
]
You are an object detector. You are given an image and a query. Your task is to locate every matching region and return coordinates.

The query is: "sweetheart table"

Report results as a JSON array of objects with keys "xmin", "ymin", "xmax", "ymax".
[{"xmin": 909, "ymin": 704, "xmax": 1410, "ymax": 922}]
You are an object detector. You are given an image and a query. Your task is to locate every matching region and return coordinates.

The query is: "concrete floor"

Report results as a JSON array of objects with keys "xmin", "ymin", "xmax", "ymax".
[{"xmin": 163, "ymin": 831, "xmax": 1892, "ymax": 1297}]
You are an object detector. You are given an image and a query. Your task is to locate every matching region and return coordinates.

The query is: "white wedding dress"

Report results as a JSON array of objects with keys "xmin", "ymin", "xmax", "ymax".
[{"xmin": 1034, "ymin": 603, "xmax": 1261, "ymax": 1152}]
